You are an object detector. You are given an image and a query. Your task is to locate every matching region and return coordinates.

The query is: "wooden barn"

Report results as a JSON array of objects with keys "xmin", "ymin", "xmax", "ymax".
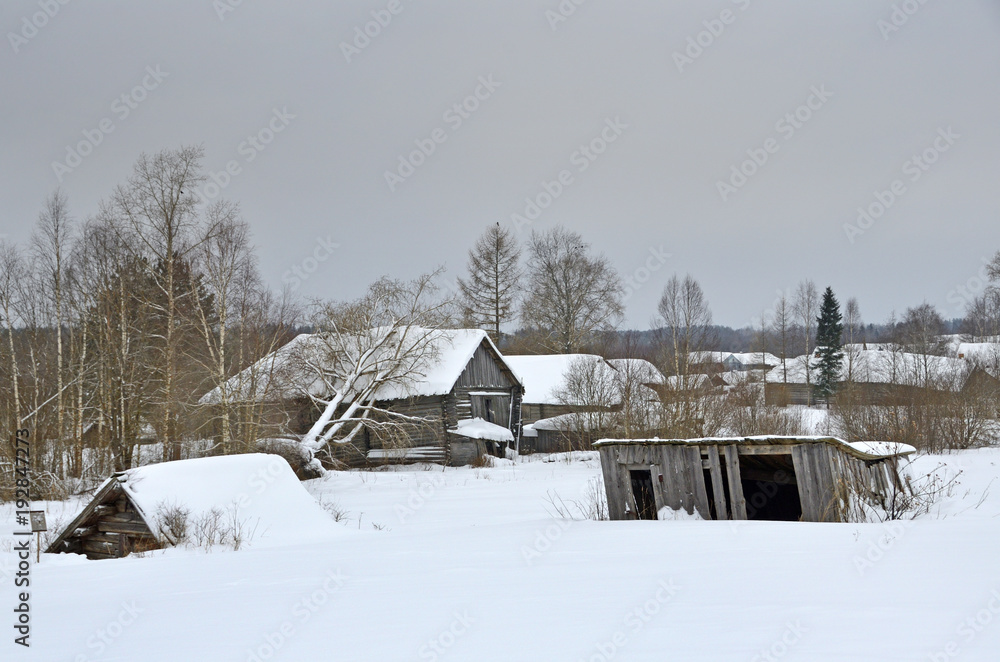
[
  {"xmin": 595, "ymin": 436, "xmax": 915, "ymax": 523},
  {"xmin": 46, "ymin": 454, "xmax": 340, "ymax": 560},
  {"xmin": 200, "ymin": 328, "xmax": 524, "ymax": 467}
]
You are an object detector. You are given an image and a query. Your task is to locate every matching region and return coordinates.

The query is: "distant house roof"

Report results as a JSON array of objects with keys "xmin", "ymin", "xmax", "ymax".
[
  {"xmin": 765, "ymin": 350, "xmax": 971, "ymax": 390},
  {"xmin": 663, "ymin": 373, "xmax": 714, "ymax": 391},
  {"xmin": 200, "ymin": 327, "xmax": 520, "ymax": 405},
  {"xmin": 504, "ymin": 354, "xmax": 612, "ymax": 405},
  {"xmin": 956, "ymin": 342, "xmax": 1000, "ymax": 361},
  {"xmin": 688, "ymin": 351, "xmax": 729, "ymax": 364},
  {"xmin": 725, "ymin": 352, "xmax": 781, "ymax": 368},
  {"xmin": 606, "ymin": 358, "xmax": 666, "ymax": 385}
]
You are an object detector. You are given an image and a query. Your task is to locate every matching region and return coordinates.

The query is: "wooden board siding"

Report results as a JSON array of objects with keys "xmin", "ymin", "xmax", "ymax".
[
  {"xmin": 705, "ymin": 445, "xmax": 729, "ymax": 520},
  {"xmin": 723, "ymin": 445, "xmax": 748, "ymax": 519},
  {"xmin": 520, "ymin": 403, "xmax": 574, "ymax": 425},
  {"xmin": 47, "ymin": 482, "xmax": 161, "ymax": 559},
  {"xmin": 455, "ymin": 343, "xmax": 518, "ymax": 390},
  {"xmin": 790, "ymin": 444, "xmax": 839, "ymax": 522}
]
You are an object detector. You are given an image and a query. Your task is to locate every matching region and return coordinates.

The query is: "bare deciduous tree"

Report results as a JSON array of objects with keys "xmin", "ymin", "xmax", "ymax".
[
  {"xmin": 521, "ymin": 226, "xmax": 624, "ymax": 353},
  {"xmin": 0, "ymin": 242, "xmax": 25, "ymax": 432},
  {"xmin": 770, "ymin": 292, "xmax": 792, "ymax": 383},
  {"xmin": 843, "ymin": 297, "xmax": 862, "ymax": 383},
  {"xmin": 297, "ymin": 271, "xmax": 454, "ymax": 466},
  {"xmin": 32, "ymin": 190, "xmax": 74, "ymax": 476},
  {"xmin": 793, "ymin": 279, "xmax": 818, "ymax": 404},
  {"xmin": 105, "ymin": 145, "xmax": 221, "ymax": 461}
]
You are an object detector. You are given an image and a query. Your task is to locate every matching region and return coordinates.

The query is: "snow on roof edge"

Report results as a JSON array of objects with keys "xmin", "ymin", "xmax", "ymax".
[{"xmin": 593, "ymin": 436, "xmax": 916, "ymax": 460}]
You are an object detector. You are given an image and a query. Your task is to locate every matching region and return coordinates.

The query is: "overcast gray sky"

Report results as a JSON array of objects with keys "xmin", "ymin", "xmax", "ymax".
[{"xmin": 2, "ymin": 0, "xmax": 999, "ymax": 328}]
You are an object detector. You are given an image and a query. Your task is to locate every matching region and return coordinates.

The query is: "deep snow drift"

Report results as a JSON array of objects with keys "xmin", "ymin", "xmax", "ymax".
[{"xmin": 4, "ymin": 449, "xmax": 1000, "ymax": 661}]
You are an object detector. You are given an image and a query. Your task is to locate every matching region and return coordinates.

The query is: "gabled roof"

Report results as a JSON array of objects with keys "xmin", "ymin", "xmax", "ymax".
[{"xmin": 200, "ymin": 327, "xmax": 520, "ymax": 404}]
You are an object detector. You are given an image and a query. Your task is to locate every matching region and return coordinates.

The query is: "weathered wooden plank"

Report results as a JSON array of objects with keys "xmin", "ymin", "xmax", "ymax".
[
  {"xmin": 736, "ymin": 444, "xmax": 801, "ymax": 456},
  {"xmin": 97, "ymin": 520, "xmax": 153, "ymax": 535},
  {"xmin": 791, "ymin": 445, "xmax": 816, "ymax": 521},
  {"xmin": 599, "ymin": 447, "xmax": 628, "ymax": 520},
  {"xmin": 723, "ymin": 445, "xmax": 747, "ymax": 519},
  {"xmin": 687, "ymin": 446, "xmax": 712, "ymax": 519},
  {"xmin": 649, "ymin": 463, "xmax": 665, "ymax": 514},
  {"xmin": 662, "ymin": 446, "xmax": 683, "ymax": 511},
  {"xmin": 706, "ymin": 445, "xmax": 729, "ymax": 520},
  {"xmin": 83, "ymin": 549, "xmax": 119, "ymax": 561}
]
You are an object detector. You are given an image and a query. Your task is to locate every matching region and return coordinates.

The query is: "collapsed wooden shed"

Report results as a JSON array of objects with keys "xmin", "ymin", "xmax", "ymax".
[
  {"xmin": 595, "ymin": 436, "xmax": 915, "ymax": 523},
  {"xmin": 45, "ymin": 473, "xmax": 160, "ymax": 559},
  {"xmin": 46, "ymin": 454, "xmax": 340, "ymax": 560}
]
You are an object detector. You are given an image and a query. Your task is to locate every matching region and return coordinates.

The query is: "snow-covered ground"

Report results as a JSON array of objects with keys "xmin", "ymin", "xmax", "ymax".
[{"xmin": 5, "ymin": 449, "xmax": 1000, "ymax": 661}]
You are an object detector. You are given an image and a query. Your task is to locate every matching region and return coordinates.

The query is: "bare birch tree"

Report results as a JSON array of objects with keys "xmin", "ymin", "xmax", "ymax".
[
  {"xmin": 31, "ymin": 190, "xmax": 74, "ymax": 476},
  {"xmin": 843, "ymin": 297, "xmax": 862, "ymax": 383},
  {"xmin": 793, "ymin": 279, "xmax": 818, "ymax": 404},
  {"xmin": 0, "ymin": 242, "xmax": 25, "ymax": 433},
  {"xmin": 105, "ymin": 146, "xmax": 220, "ymax": 461}
]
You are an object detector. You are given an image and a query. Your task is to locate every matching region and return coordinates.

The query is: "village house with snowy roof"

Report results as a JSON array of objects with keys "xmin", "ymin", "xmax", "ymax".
[{"xmin": 199, "ymin": 328, "xmax": 524, "ymax": 467}]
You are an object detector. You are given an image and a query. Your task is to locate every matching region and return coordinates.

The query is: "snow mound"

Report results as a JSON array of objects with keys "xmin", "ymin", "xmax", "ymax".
[{"xmin": 120, "ymin": 454, "xmax": 342, "ymax": 547}]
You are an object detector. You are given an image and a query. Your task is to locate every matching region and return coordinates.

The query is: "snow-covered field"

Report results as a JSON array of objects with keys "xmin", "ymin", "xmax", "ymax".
[{"xmin": 5, "ymin": 449, "xmax": 1000, "ymax": 661}]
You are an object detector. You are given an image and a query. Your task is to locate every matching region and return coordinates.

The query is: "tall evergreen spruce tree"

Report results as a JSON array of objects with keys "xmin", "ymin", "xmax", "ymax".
[{"xmin": 813, "ymin": 287, "xmax": 844, "ymax": 404}]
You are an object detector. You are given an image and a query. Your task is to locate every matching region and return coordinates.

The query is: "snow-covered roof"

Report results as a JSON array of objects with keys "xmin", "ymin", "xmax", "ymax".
[
  {"xmin": 50, "ymin": 454, "xmax": 341, "ymax": 553},
  {"xmin": 449, "ymin": 417, "xmax": 514, "ymax": 443},
  {"xmin": 606, "ymin": 358, "xmax": 666, "ymax": 384},
  {"xmin": 531, "ymin": 412, "xmax": 614, "ymax": 432},
  {"xmin": 121, "ymin": 454, "xmax": 340, "ymax": 546},
  {"xmin": 726, "ymin": 352, "xmax": 781, "ymax": 367},
  {"xmin": 956, "ymin": 342, "xmax": 1000, "ymax": 362},
  {"xmin": 504, "ymin": 354, "xmax": 613, "ymax": 405},
  {"xmin": 594, "ymin": 436, "xmax": 916, "ymax": 461},
  {"xmin": 200, "ymin": 327, "xmax": 517, "ymax": 404},
  {"xmin": 688, "ymin": 351, "xmax": 729, "ymax": 364},
  {"xmin": 765, "ymin": 351, "xmax": 971, "ymax": 390},
  {"xmin": 663, "ymin": 373, "xmax": 714, "ymax": 390}
]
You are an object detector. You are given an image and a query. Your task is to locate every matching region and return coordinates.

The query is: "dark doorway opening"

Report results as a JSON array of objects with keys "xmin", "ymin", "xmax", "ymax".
[
  {"xmin": 738, "ymin": 454, "xmax": 801, "ymax": 521},
  {"xmin": 629, "ymin": 470, "xmax": 657, "ymax": 520}
]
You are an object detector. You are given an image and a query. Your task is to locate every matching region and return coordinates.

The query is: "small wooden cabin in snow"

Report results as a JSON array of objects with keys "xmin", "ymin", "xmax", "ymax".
[
  {"xmin": 200, "ymin": 328, "xmax": 524, "ymax": 467},
  {"xmin": 46, "ymin": 454, "xmax": 339, "ymax": 559},
  {"xmin": 596, "ymin": 436, "xmax": 915, "ymax": 523}
]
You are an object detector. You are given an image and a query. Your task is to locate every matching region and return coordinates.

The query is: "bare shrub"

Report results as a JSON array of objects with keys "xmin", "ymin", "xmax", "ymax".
[
  {"xmin": 155, "ymin": 502, "xmax": 191, "ymax": 544},
  {"xmin": 839, "ymin": 459, "xmax": 961, "ymax": 522},
  {"xmin": 544, "ymin": 476, "xmax": 608, "ymax": 521},
  {"xmin": 318, "ymin": 497, "xmax": 349, "ymax": 522}
]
